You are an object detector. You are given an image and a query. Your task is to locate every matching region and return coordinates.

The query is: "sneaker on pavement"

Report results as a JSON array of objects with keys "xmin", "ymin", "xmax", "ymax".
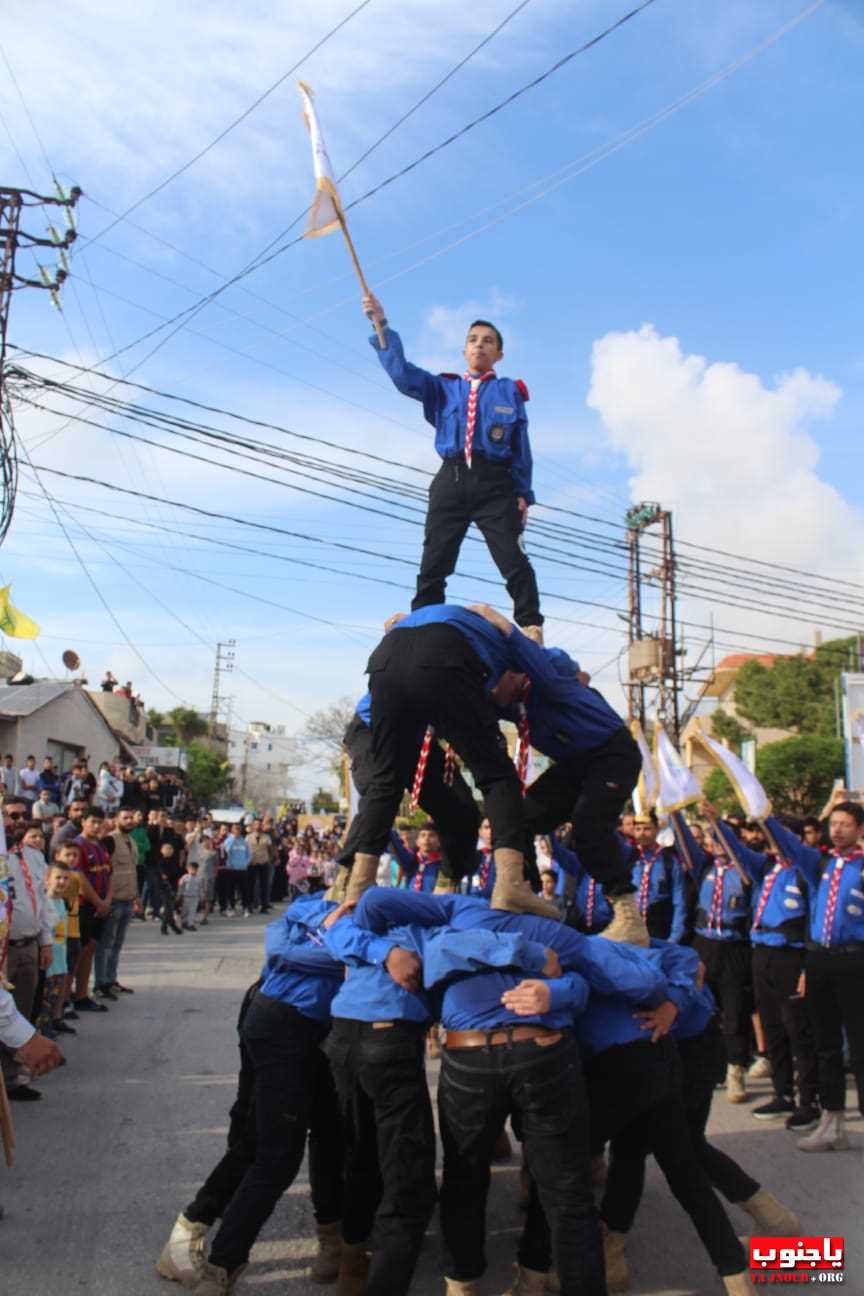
[
  {"xmin": 785, "ymin": 1105, "xmax": 820, "ymax": 1132},
  {"xmin": 798, "ymin": 1110, "xmax": 849, "ymax": 1153},
  {"xmin": 111, "ymin": 982, "xmax": 135, "ymax": 995},
  {"xmin": 8, "ymin": 1084, "xmax": 42, "ymax": 1101},
  {"xmin": 752, "ymin": 1097, "xmax": 795, "ymax": 1120},
  {"xmin": 748, "ymin": 1055, "xmax": 772, "ymax": 1080},
  {"xmin": 156, "ymin": 1211, "xmax": 209, "ymax": 1286},
  {"xmin": 96, "ymin": 984, "xmax": 118, "ymax": 1001},
  {"xmin": 63, "ymin": 1007, "xmax": 79, "ymax": 1021},
  {"xmin": 74, "ymin": 996, "xmax": 108, "ymax": 1013},
  {"xmin": 53, "ymin": 1019, "xmax": 77, "ymax": 1035}
]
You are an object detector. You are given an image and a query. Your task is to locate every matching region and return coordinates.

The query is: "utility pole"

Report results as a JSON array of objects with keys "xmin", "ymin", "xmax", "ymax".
[
  {"xmin": 0, "ymin": 181, "xmax": 81, "ymax": 546},
  {"xmin": 625, "ymin": 503, "xmax": 683, "ymax": 742},
  {"xmin": 209, "ymin": 639, "xmax": 235, "ymax": 736}
]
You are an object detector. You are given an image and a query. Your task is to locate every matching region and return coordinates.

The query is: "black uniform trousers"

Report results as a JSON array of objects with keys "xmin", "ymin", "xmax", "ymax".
[
  {"xmin": 348, "ymin": 624, "xmax": 524, "ymax": 859},
  {"xmin": 338, "ymin": 713, "xmax": 479, "ymax": 880},
  {"xmin": 521, "ymin": 726, "xmax": 642, "ymax": 897},
  {"xmin": 805, "ymin": 945, "xmax": 864, "ymax": 1114},
  {"xmin": 602, "ymin": 1019, "xmax": 759, "ymax": 1234},
  {"xmin": 204, "ymin": 991, "xmax": 344, "ymax": 1272},
  {"xmin": 751, "ymin": 944, "xmax": 818, "ymax": 1107},
  {"xmin": 439, "ymin": 1033, "xmax": 604, "ymax": 1293},
  {"xmin": 415, "ymin": 458, "xmax": 542, "ymax": 627},
  {"xmin": 324, "ymin": 1018, "xmax": 437, "ymax": 1296},
  {"xmin": 693, "ymin": 935, "xmax": 752, "ymax": 1068},
  {"xmin": 587, "ymin": 1037, "xmax": 745, "ymax": 1279}
]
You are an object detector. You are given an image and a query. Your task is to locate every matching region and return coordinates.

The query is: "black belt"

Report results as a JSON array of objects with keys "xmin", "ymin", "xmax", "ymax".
[
  {"xmin": 9, "ymin": 935, "xmax": 38, "ymax": 947},
  {"xmin": 807, "ymin": 941, "xmax": 864, "ymax": 956}
]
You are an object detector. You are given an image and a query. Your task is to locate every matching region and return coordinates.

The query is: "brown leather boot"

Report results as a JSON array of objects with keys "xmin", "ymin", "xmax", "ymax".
[
  {"xmin": 490, "ymin": 848, "xmax": 560, "ymax": 918},
  {"xmin": 345, "ymin": 853, "xmax": 379, "ymax": 905},
  {"xmin": 326, "ymin": 865, "xmax": 350, "ymax": 903},
  {"xmin": 310, "ymin": 1221, "xmax": 342, "ymax": 1283}
]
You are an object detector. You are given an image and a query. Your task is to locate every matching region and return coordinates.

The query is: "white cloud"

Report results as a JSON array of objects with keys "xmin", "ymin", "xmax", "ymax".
[{"xmin": 587, "ymin": 324, "xmax": 864, "ymax": 655}]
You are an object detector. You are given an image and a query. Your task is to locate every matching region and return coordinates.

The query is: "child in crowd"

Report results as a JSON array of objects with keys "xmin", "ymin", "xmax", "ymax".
[
  {"xmin": 179, "ymin": 861, "xmax": 202, "ymax": 932},
  {"xmin": 36, "ymin": 863, "xmax": 74, "ymax": 1038},
  {"xmin": 55, "ymin": 843, "xmax": 82, "ymax": 1022}
]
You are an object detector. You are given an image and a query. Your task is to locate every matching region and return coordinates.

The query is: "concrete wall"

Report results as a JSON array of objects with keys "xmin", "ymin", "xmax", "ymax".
[
  {"xmin": 88, "ymin": 691, "xmax": 148, "ymax": 744},
  {"xmin": 0, "ymin": 689, "xmax": 121, "ymax": 772}
]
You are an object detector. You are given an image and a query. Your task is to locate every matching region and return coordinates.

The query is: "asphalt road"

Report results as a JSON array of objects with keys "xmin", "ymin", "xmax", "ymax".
[{"xmin": 4, "ymin": 906, "xmax": 863, "ymax": 1295}]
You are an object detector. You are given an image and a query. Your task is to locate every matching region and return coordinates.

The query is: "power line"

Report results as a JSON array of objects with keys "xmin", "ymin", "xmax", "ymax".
[{"xmin": 83, "ymin": 1, "xmax": 375, "ymax": 244}]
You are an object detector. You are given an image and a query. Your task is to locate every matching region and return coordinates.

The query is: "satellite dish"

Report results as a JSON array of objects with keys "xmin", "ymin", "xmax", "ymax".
[{"xmin": 62, "ymin": 649, "xmax": 81, "ymax": 671}]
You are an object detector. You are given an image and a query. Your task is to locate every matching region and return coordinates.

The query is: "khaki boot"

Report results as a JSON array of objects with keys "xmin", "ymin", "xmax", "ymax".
[
  {"xmin": 345, "ymin": 853, "xmax": 379, "ymax": 906},
  {"xmin": 310, "ymin": 1221, "xmax": 342, "ymax": 1283},
  {"xmin": 603, "ymin": 1226, "xmax": 630, "ymax": 1293},
  {"xmin": 433, "ymin": 875, "xmax": 460, "ymax": 894},
  {"xmin": 445, "ymin": 1281, "xmax": 480, "ymax": 1296},
  {"xmin": 726, "ymin": 1065, "xmax": 747, "ymax": 1105},
  {"xmin": 335, "ymin": 1242, "xmax": 369, "ymax": 1296},
  {"xmin": 723, "ymin": 1274, "xmax": 755, "ymax": 1294},
  {"xmin": 155, "ymin": 1211, "xmax": 208, "ymax": 1286},
  {"xmin": 602, "ymin": 893, "xmax": 649, "ymax": 946},
  {"xmin": 504, "ymin": 1263, "xmax": 548, "ymax": 1295},
  {"xmin": 739, "ymin": 1187, "xmax": 800, "ymax": 1235},
  {"xmin": 521, "ymin": 626, "xmax": 544, "ymax": 645},
  {"xmin": 190, "ymin": 1262, "xmax": 246, "ymax": 1296},
  {"xmin": 491, "ymin": 848, "xmax": 560, "ymax": 919},
  {"xmin": 798, "ymin": 1109, "xmax": 849, "ymax": 1153},
  {"xmin": 326, "ymin": 865, "xmax": 350, "ymax": 903}
]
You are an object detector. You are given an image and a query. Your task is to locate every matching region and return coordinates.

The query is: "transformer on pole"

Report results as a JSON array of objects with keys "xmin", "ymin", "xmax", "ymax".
[{"xmin": 625, "ymin": 503, "xmax": 683, "ymax": 742}]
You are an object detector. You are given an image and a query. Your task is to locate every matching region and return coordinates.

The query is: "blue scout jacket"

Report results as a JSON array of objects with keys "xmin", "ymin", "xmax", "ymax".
[
  {"xmin": 573, "ymin": 940, "xmax": 701, "ymax": 1056},
  {"xmin": 352, "ymin": 890, "xmax": 668, "ymax": 1009},
  {"xmin": 260, "ymin": 895, "xmax": 345, "ymax": 1023},
  {"xmin": 714, "ymin": 819, "xmax": 808, "ymax": 949},
  {"xmin": 761, "ymin": 817, "xmax": 864, "ymax": 949},
  {"xmin": 675, "ymin": 815, "xmax": 751, "ymax": 942},
  {"xmin": 321, "ymin": 910, "xmax": 549, "ymax": 1025},
  {"xmin": 370, "ymin": 326, "xmax": 535, "ymax": 503}
]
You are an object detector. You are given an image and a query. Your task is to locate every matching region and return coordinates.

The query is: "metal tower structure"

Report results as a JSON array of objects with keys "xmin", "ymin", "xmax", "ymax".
[
  {"xmin": 625, "ymin": 503, "xmax": 683, "ymax": 742},
  {"xmin": 0, "ymin": 181, "xmax": 80, "ymax": 545},
  {"xmin": 209, "ymin": 639, "xmax": 236, "ymax": 735}
]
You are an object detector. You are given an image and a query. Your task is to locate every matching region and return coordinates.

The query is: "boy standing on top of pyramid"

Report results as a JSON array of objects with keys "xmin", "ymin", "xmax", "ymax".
[{"xmin": 362, "ymin": 292, "xmax": 544, "ymax": 642}]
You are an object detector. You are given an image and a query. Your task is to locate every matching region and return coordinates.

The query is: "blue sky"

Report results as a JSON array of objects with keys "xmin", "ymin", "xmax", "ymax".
[{"xmin": 1, "ymin": 0, "xmax": 862, "ymax": 796}]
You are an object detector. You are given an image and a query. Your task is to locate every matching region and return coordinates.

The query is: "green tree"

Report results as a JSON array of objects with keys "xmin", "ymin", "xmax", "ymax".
[
  {"xmin": 147, "ymin": 709, "xmax": 165, "ymax": 730},
  {"xmin": 311, "ymin": 787, "xmax": 339, "ymax": 813},
  {"xmin": 754, "ymin": 735, "xmax": 844, "ymax": 816},
  {"xmin": 168, "ymin": 706, "xmax": 208, "ymax": 744},
  {"xmin": 710, "ymin": 707, "xmax": 750, "ymax": 750},
  {"xmin": 185, "ymin": 740, "xmax": 232, "ymax": 805},
  {"xmin": 732, "ymin": 637, "xmax": 854, "ymax": 737}
]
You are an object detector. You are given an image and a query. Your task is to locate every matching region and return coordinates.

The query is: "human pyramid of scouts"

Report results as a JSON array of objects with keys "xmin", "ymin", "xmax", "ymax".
[{"xmin": 150, "ymin": 298, "xmax": 860, "ymax": 1295}]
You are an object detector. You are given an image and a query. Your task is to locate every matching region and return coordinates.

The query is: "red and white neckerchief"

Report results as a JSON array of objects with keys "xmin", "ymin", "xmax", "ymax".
[
  {"xmin": 410, "ymin": 725, "xmax": 435, "ymax": 812},
  {"xmin": 585, "ymin": 878, "xmax": 597, "ymax": 929},
  {"xmin": 16, "ymin": 851, "xmax": 39, "ymax": 918},
  {"xmin": 463, "ymin": 369, "xmax": 495, "ymax": 469},
  {"xmin": 516, "ymin": 679, "xmax": 532, "ymax": 794},
  {"xmin": 413, "ymin": 853, "xmax": 440, "ymax": 892},
  {"xmin": 821, "ymin": 849, "xmax": 864, "ymax": 946},
  {"xmin": 709, "ymin": 863, "xmax": 728, "ymax": 933},
  {"xmin": 638, "ymin": 848, "xmax": 660, "ymax": 917},
  {"xmin": 751, "ymin": 858, "xmax": 784, "ymax": 932},
  {"xmin": 477, "ymin": 848, "xmax": 492, "ymax": 892}
]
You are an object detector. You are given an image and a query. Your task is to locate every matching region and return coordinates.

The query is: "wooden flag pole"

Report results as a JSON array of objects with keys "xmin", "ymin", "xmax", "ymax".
[
  {"xmin": 335, "ymin": 209, "xmax": 386, "ymax": 348},
  {"xmin": 0, "ymin": 1070, "xmax": 15, "ymax": 1168},
  {"xmin": 704, "ymin": 809, "xmax": 750, "ymax": 889},
  {"xmin": 669, "ymin": 812, "xmax": 695, "ymax": 874}
]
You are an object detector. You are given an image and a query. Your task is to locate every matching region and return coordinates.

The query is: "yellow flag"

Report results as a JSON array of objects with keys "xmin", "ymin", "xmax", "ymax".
[
  {"xmin": 0, "ymin": 586, "xmax": 40, "ymax": 639},
  {"xmin": 297, "ymin": 81, "xmax": 344, "ymax": 238}
]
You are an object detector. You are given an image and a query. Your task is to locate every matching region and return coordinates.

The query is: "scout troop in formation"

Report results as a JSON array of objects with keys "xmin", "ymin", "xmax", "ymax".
[{"xmin": 154, "ymin": 307, "xmax": 862, "ymax": 1295}]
